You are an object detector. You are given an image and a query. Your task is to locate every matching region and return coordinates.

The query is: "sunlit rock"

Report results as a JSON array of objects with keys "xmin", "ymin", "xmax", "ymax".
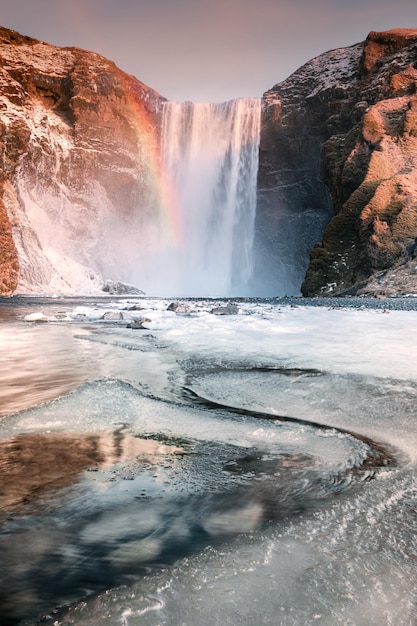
[
  {"xmin": 0, "ymin": 25, "xmax": 164, "ymax": 296},
  {"xmin": 258, "ymin": 29, "xmax": 417, "ymax": 296},
  {"xmin": 259, "ymin": 29, "xmax": 417, "ymax": 297},
  {"xmin": 1, "ymin": 24, "xmax": 417, "ymax": 297}
]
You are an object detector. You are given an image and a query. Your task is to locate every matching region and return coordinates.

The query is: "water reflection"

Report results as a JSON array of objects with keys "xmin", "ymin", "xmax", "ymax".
[
  {"xmin": 0, "ymin": 324, "xmax": 98, "ymax": 416},
  {"xmin": 0, "ymin": 429, "xmax": 184, "ymax": 516}
]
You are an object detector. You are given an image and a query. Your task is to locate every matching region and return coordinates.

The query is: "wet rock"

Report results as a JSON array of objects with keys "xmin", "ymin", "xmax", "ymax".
[
  {"xmin": 167, "ymin": 302, "xmax": 191, "ymax": 314},
  {"xmin": 102, "ymin": 280, "xmax": 145, "ymax": 296},
  {"xmin": 126, "ymin": 317, "xmax": 151, "ymax": 329},
  {"xmin": 210, "ymin": 304, "xmax": 239, "ymax": 315}
]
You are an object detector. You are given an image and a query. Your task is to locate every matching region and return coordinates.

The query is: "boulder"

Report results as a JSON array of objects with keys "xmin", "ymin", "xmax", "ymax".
[
  {"xmin": 126, "ymin": 317, "xmax": 151, "ymax": 329},
  {"xmin": 102, "ymin": 281, "xmax": 145, "ymax": 296},
  {"xmin": 210, "ymin": 304, "xmax": 239, "ymax": 315},
  {"xmin": 167, "ymin": 302, "xmax": 191, "ymax": 314}
]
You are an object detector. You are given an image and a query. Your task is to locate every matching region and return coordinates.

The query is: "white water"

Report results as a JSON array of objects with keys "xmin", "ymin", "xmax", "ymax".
[
  {"xmin": 9, "ymin": 97, "xmax": 261, "ymax": 297},
  {"xmin": 142, "ymin": 98, "xmax": 261, "ymax": 296}
]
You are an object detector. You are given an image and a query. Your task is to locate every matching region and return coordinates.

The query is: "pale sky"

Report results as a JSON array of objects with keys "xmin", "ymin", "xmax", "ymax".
[{"xmin": 0, "ymin": 0, "xmax": 416, "ymax": 102}]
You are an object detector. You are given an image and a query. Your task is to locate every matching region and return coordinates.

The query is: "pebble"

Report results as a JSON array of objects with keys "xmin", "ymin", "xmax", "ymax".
[{"xmin": 274, "ymin": 296, "xmax": 417, "ymax": 312}]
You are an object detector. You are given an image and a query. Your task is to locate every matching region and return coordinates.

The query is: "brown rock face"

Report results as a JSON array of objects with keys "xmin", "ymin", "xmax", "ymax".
[
  {"xmin": 2, "ymin": 25, "xmax": 417, "ymax": 297},
  {"xmin": 0, "ymin": 193, "xmax": 18, "ymax": 295},
  {"xmin": 305, "ymin": 29, "xmax": 417, "ymax": 296},
  {"xmin": 259, "ymin": 28, "xmax": 417, "ymax": 296},
  {"xmin": 0, "ymin": 26, "xmax": 165, "ymax": 295},
  {"xmin": 361, "ymin": 29, "xmax": 417, "ymax": 73}
]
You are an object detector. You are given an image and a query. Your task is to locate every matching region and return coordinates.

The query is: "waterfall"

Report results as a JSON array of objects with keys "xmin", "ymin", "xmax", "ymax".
[{"xmin": 135, "ymin": 98, "xmax": 261, "ymax": 297}]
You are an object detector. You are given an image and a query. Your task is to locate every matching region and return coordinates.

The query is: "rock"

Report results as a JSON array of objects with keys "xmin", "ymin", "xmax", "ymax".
[
  {"xmin": 126, "ymin": 317, "xmax": 151, "ymax": 329},
  {"xmin": 210, "ymin": 304, "xmax": 239, "ymax": 315},
  {"xmin": 101, "ymin": 281, "xmax": 145, "ymax": 296},
  {"xmin": 0, "ymin": 191, "xmax": 19, "ymax": 296},
  {"xmin": 259, "ymin": 28, "xmax": 417, "ymax": 297},
  {"xmin": 24, "ymin": 312, "xmax": 49, "ymax": 323},
  {"xmin": 101, "ymin": 311, "xmax": 123, "ymax": 320},
  {"xmin": 0, "ymin": 25, "xmax": 165, "ymax": 296},
  {"xmin": 2, "ymin": 24, "xmax": 417, "ymax": 298},
  {"xmin": 167, "ymin": 302, "xmax": 191, "ymax": 313}
]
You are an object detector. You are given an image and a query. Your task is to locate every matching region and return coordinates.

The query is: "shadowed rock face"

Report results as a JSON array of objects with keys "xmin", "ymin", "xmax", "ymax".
[
  {"xmin": 258, "ymin": 28, "xmax": 417, "ymax": 296},
  {"xmin": 256, "ymin": 42, "xmax": 363, "ymax": 295},
  {"xmin": 0, "ymin": 26, "xmax": 165, "ymax": 295}
]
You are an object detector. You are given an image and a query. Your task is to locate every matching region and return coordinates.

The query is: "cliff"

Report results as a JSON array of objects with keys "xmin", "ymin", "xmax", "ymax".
[
  {"xmin": 1, "ymin": 26, "xmax": 417, "ymax": 297},
  {"xmin": 0, "ymin": 26, "xmax": 165, "ymax": 295},
  {"xmin": 259, "ymin": 29, "xmax": 417, "ymax": 296}
]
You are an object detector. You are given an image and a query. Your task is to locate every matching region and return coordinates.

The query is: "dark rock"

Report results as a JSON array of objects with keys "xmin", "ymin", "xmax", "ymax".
[
  {"xmin": 126, "ymin": 317, "xmax": 151, "ymax": 329},
  {"xmin": 258, "ymin": 28, "xmax": 417, "ymax": 297},
  {"xmin": 102, "ymin": 280, "xmax": 145, "ymax": 296}
]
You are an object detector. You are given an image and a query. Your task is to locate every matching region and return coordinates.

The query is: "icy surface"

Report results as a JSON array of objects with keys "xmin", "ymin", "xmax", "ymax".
[{"xmin": 0, "ymin": 297, "xmax": 417, "ymax": 625}]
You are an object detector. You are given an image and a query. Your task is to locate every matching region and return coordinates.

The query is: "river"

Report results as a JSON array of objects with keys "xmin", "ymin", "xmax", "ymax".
[{"xmin": 1, "ymin": 295, "xmax": 417, "ymax": 625}]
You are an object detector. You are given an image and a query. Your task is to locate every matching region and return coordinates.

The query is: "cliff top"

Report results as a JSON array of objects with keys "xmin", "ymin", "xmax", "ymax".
[
  {"xmin": 367, "ymin": 29, "xmax": 417, "ymax": 43},
  {"xmin": 362, "ymin": 28, "xmax": 417, "ymax": 72}
]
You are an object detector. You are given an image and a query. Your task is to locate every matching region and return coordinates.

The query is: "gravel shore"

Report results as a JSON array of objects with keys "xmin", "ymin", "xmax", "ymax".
[{"xmin": 273, "ymin": 296, "xmax": 417, "ymax": 311}]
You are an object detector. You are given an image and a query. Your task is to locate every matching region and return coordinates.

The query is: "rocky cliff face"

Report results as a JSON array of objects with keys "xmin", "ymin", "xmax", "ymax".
[
  {"xmin": 259, "ymin": 29, "xmax": 417, "ymax": 296},
  {"xmin": 1, "ymin": 26, "xmax": 417, "ymax": 297},
  {"xmin": 0, "ymin": 26, "xmax": 165, "ymax": 295}
]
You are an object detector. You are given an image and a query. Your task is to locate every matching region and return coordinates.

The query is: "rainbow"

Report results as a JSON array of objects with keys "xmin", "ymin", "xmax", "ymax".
[{"xmin": 122, "ymin": 84, "xmax": 183, "ymax": 250}]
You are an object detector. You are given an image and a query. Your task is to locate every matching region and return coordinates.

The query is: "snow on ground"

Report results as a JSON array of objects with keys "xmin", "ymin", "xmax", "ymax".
[{"xmin": 19, "ymin": 296, "xmax": 417, "ymax": 381}]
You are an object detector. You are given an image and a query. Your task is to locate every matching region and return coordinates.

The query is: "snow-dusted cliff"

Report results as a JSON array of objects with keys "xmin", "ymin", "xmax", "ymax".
[
  {"xmin": 0, "ymin": 26, "xmax": 164, "ymax": 295},
  {"xmin": 1, "ymin": 26, "xmax": 417, "ymax": 297},
  {"xmin": 259, "ymin": 29, "xmax": 417, "ymax": 296}
]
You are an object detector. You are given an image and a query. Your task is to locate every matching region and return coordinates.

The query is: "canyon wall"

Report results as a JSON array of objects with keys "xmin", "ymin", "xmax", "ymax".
[
  {"xmin": 0, "ymin": 26, "xmax": 165, "ymax": 295},
  {"xmin": 259, "ymin": 29, "xmax": 417, "ymax": 296},
  {"xmin": 1, "ymin": 26, "xmax": 417, "ymax": 296}
]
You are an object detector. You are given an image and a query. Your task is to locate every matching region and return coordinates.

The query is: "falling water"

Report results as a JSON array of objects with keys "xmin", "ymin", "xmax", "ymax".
[{"xmin": 149, "ymin": 98, "xmax": 261, "ymax": 296}]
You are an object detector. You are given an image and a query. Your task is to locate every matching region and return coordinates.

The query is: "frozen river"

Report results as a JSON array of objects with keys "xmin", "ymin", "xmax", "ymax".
[{"xmin": 1, "ymin": 296, "xmax": 417, "ymax": 625}]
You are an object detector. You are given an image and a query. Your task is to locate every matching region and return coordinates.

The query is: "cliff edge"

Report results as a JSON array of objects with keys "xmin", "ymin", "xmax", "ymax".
[
  {"xmin": 0, "ymin": 26, "xmax": 165, "ymax": 295},
  {"xmin": 259, "ymin": 28, "xmax": 417, "ymax": 296}
]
